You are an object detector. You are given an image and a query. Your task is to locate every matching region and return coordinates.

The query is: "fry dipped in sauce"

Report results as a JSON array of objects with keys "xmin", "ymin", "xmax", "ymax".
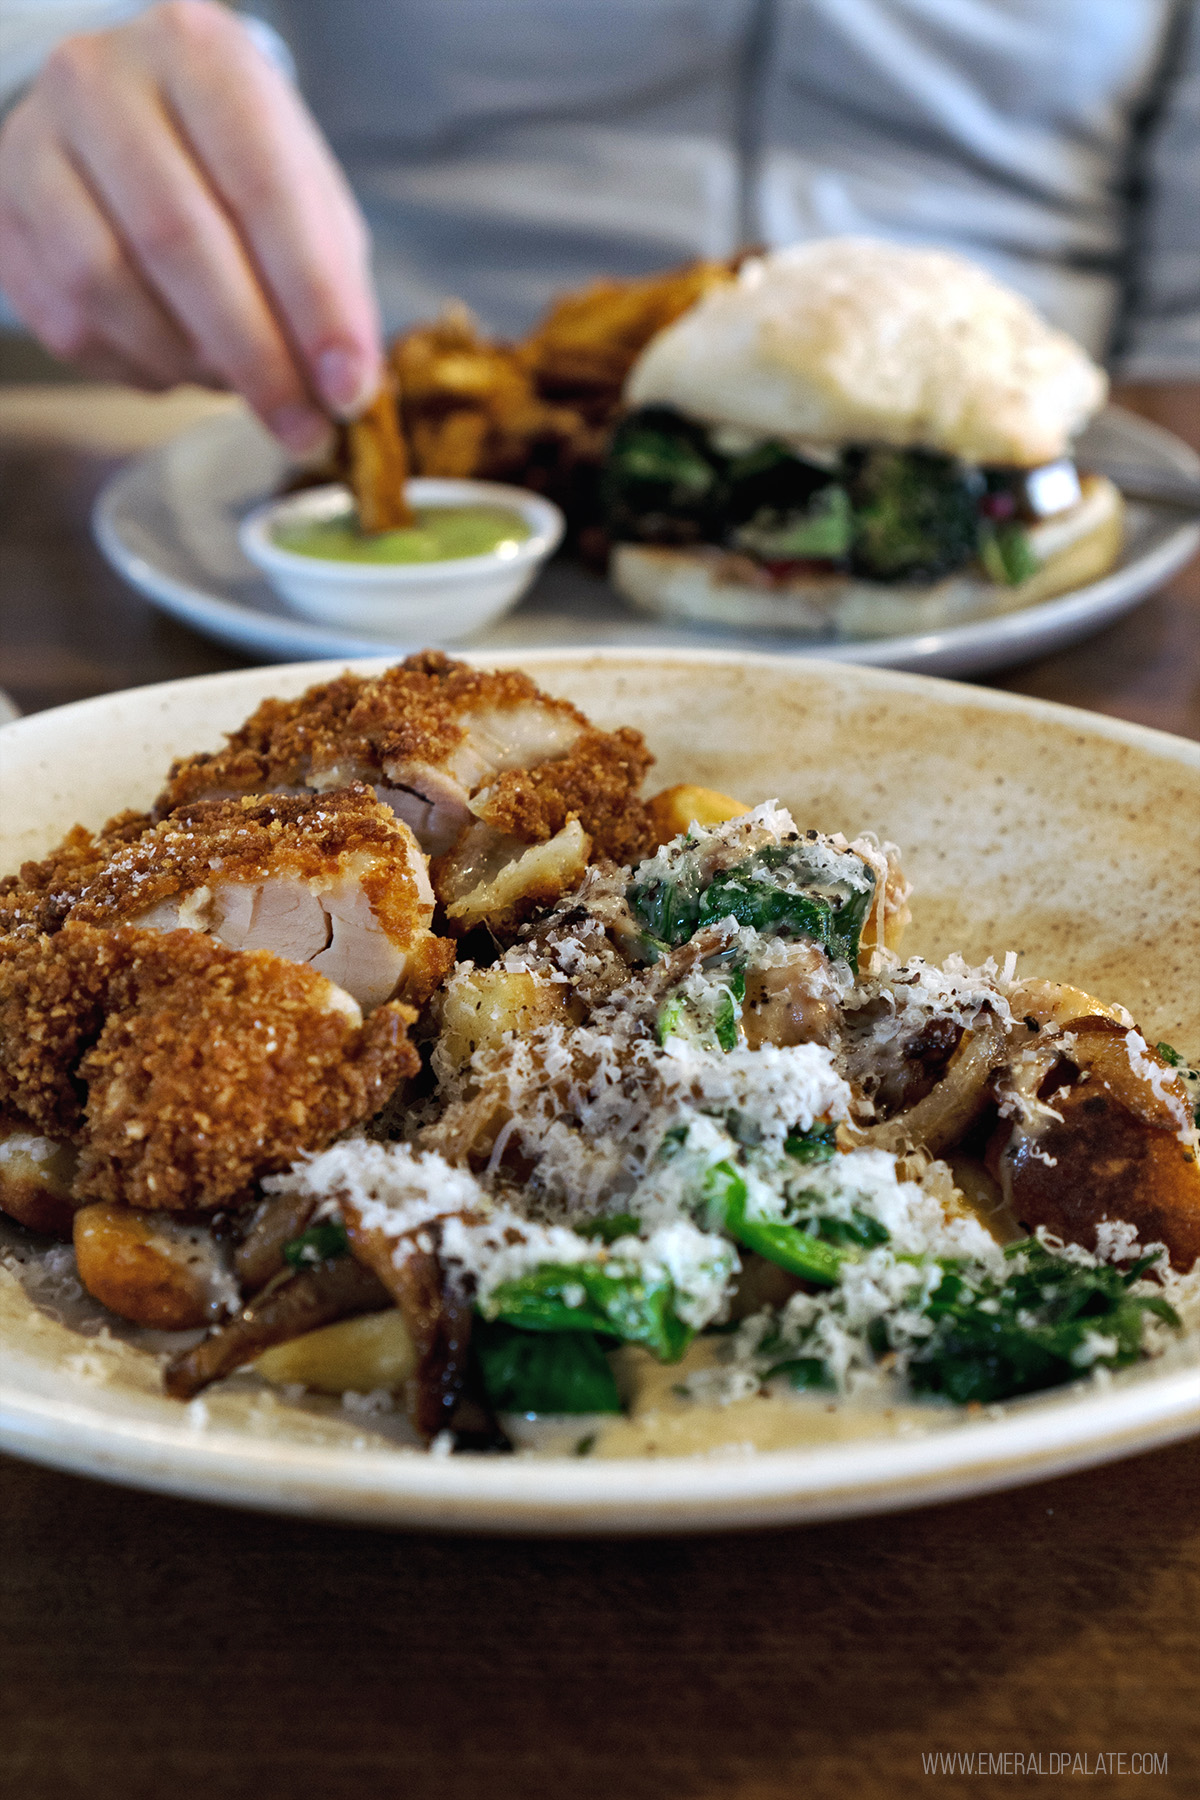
[{"xmin": 341, "ymin": 380, "xmax": 414, "ymax": 530}]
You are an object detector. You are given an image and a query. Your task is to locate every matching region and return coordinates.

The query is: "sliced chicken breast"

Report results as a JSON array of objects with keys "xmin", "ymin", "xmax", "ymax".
[
  {"xmin": 66, "ymin": 786, "xmax": 452, "ymax": 1013},
  {"xmin": 154, "ymin": 655, "xmax": 655, "ymax": 913},
  {"xmin": 0, "ymin": 923, "xmax": 419, "ymax": 1210}
]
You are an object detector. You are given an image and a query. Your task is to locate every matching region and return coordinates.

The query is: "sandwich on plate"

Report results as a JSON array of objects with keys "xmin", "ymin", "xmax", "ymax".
[{"xmin": 604, "ymin": 238, "xmax": 1122, "ymax": 638}]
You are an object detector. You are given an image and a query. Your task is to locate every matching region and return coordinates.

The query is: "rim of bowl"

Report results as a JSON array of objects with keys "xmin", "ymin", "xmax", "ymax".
[{"xmin": 239, "ymin": 478, "xmax": 565, "ymax": 584}]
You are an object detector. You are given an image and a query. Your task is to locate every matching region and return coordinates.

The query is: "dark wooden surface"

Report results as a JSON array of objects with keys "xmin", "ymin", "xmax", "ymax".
[
  {"xmin": 2, "ymin": 1441, "xmax": 1197, "ymax": 1800},
  {"xmin": 1, "ymin": 382, "xmax": 1198, "ymax": 1799}
]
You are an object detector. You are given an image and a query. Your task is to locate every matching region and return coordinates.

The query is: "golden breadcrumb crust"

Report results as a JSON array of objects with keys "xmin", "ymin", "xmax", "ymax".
[
  {"xmin": 0, "ymin": 810, "xmax": 151, "ymax": 938},
  {"xmin": 0, "ymin": 924, "xmax": 418, "ymax": 1209},
  {"xmin": 474, "ymin": 727, "xmax": 654, "ymax": 862},
  {"xmin": 402, "ymin": 932, "xmax": 458, "ymax": 1008},
  {"xmin": 0, "ymin": 926, "xmax": 116, "ymax": 1137},
  {"xmin": 156, "ymin": 653, "xmax": 591, "ymax": 811},
  {"xmin": 69, "ymin": 784, "xmax": 436, "ymax": 952}
]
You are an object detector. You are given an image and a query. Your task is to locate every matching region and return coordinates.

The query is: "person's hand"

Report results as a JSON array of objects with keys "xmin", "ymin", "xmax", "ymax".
[{"xmin": 0, "ymin": 1, "xmax": 381, "ymax": 453}]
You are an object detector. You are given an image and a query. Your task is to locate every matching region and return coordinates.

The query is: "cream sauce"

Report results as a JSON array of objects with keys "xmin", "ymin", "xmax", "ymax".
[{"xmin": 507, "ymin": 1337, "xmax": 962, "ymax": 1458}]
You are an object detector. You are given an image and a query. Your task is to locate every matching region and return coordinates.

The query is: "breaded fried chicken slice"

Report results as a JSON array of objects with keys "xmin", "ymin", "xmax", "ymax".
[
  {"xmin": 0, "ymin": 809, "xmax": 151, "ymax": 939},
  {"xmin": 0, "ymin": 924, "xmax": 418, "ymax": 1209},
  {"xmin": 66, "ymin": 785, "xmax": 453, "ymax": 1013},
  {"xmin": 155, "ymin": 653, "xmax": 655, "ymax": 902}
]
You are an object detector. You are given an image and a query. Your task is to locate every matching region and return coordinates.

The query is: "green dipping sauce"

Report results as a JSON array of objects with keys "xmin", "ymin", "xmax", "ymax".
[{"xmin": 274, "ymin": 505, "xmax": 532, "ymax": 564}]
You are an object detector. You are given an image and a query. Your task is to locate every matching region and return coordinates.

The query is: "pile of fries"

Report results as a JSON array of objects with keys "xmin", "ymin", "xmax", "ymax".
[{"xmin": 339, "ymin": 258, "xmax": 738, "ymax": 552}]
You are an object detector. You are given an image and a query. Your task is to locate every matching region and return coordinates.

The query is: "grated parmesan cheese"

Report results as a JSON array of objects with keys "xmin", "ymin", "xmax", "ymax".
[
  {"xmin": 267, "ymin": 1141, "xmax": 488, "ymax": 1245},
  {"xmin": 1124, "ymin": 1030, "xmax": 1200, "ymax": 1148},
  {"xmin": 242, "ymin": 797, "xmax": 1198, "ymax": 1425}
]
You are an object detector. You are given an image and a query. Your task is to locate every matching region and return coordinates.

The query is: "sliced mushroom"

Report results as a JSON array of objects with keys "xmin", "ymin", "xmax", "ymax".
[
  {"xmin": 232, "ymin": 1188, "xmax": 319, "ymax": 1293},
  {"xmin": 741, "ymin": 943, "xmax": 840, "ymax": 1050},
  {"xmin": 849, "ymin": 1013, "xmax": 1007, "ymax": 1158},
  {"xmin": 164, "ymin": 1257, "xmax": 391, "ymax": 1400},
  {"xmin": 343, "ymin": 1204, "xmax": 478, "ymax": 1441}
]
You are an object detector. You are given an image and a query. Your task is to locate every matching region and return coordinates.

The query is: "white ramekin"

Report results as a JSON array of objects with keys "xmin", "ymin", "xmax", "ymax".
[{"xmin": 239, "ymin": 478, "xmax": 565, "ymax": 639}]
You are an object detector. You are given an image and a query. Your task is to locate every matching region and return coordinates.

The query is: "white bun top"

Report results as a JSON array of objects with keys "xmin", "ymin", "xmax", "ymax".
[{"xmin": 625, "ymin": 239, "xmax": 1108, "ymax": 467}]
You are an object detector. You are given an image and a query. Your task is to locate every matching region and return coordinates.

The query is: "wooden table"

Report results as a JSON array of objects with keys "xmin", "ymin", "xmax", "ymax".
[{"xmin": 1, "ymin": 384, "xmax": 1198, "ymax": 1800}]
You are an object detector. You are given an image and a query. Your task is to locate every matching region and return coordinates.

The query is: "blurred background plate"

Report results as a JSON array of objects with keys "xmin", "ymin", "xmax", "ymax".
[
  {"xmin": 93, "ymin": 404, "xmax": 1199, "ymax": 678},
  {"xmin": 1, "ymin": 649, "xmax": 1197, "ymax": 1532}
]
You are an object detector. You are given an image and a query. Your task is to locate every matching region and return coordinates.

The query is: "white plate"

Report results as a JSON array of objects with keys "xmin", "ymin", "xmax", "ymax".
[
  {"xmin": 92, "ymin": 406, "xmax": 1199, "ymax": 678},
  {"xmin": 1, "ymin": 650, "xmax": 1198, "ymax": 1532}
]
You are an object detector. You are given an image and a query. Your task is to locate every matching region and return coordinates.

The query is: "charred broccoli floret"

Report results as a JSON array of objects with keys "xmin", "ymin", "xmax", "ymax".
[
  {"xmin": 846, "ymin": 448, "xmax": 983, "ymax": 581},
  {"xmin": 720, "ymin": 438, "xmax": 836, "ymax": 528},
  {"xmin": 603, "ymin": 408, "xmax": 840, "ymax": 552},
  {"xmin": 730, "ymin": 485, "xmax": 852, "ymax": 561},
  {"xmin": 601, "ymin": 406, "xmax": 723, "ymax": 544},
  {"xmin": 602, "ymin": 417, "xmax": 1042, "ymax": 586}
]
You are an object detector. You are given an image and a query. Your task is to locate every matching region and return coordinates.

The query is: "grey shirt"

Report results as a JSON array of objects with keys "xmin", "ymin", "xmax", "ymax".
[{"xmin": 4, "ymin": 0, "xmax": 1197, "ymax": 373}]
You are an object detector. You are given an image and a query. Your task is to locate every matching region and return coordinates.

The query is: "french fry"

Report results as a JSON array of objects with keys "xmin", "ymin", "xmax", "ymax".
[
  {"xmin": 335, "ymin": 259, "xmax": 743, "ymax": 541},
  {"xmin": 411, "ymin": 409, "xmax": 491, "ymax": 479},
  {"xmin": 523, "ymin": 260, "xmax": 737, "ymax": 401},
  {"xmin": 342, "ymin": 381, "xmax": 414, "ymax": 531}
]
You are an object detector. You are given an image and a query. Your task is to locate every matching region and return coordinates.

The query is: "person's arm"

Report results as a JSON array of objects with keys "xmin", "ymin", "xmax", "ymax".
[{"xmin": 0, "ymin": 0, "xmax": 381, "ymax": 453}]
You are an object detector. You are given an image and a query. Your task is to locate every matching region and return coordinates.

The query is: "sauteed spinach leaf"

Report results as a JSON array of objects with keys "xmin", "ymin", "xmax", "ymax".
[
  {"xmin": 282, "ymin": 1220, "xmax": 349, "ymax": 1268},
  {"xmin": 703, "ymin": 1161, "xmax": 849, "ymax": 1287},
  {"xmin": 483, "ymin": 1260, "xmax": 694, "ymax": 1361},
  {"xmin": 474, "ymin": 1319, "xmax": 622, "ymax": 1414},
  {"xmin": 630, "ymin": 834, "xmax": 875, "ymax": 967},
  {"xmin": 902, "ymin": 1242, "xmax": 1179, "ymax": 1404}
]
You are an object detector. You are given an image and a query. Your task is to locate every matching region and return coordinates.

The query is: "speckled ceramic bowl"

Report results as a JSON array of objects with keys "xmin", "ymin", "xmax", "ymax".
[{"xmin": 1, "ymin": 652, "xmax": 1197, "ymax": 1531}]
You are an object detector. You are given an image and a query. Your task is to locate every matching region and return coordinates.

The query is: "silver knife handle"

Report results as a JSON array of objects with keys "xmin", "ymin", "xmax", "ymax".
[{"xmin": 1083, "ymin": 462, "xmax": 1200, "ymax": 513}]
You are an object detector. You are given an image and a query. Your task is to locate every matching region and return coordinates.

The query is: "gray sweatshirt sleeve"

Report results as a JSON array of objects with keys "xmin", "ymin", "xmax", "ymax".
[
  {"xmin": 1112, "ymin": 0, "xmax": 1200, "ymax": 380},
  {"xmin": 0, "ymin": 1, "xmax": 293, "ymax": 115},
  {"xmin": 0, "ymin": 2, "xmax": 150, "ymax": 113}
]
